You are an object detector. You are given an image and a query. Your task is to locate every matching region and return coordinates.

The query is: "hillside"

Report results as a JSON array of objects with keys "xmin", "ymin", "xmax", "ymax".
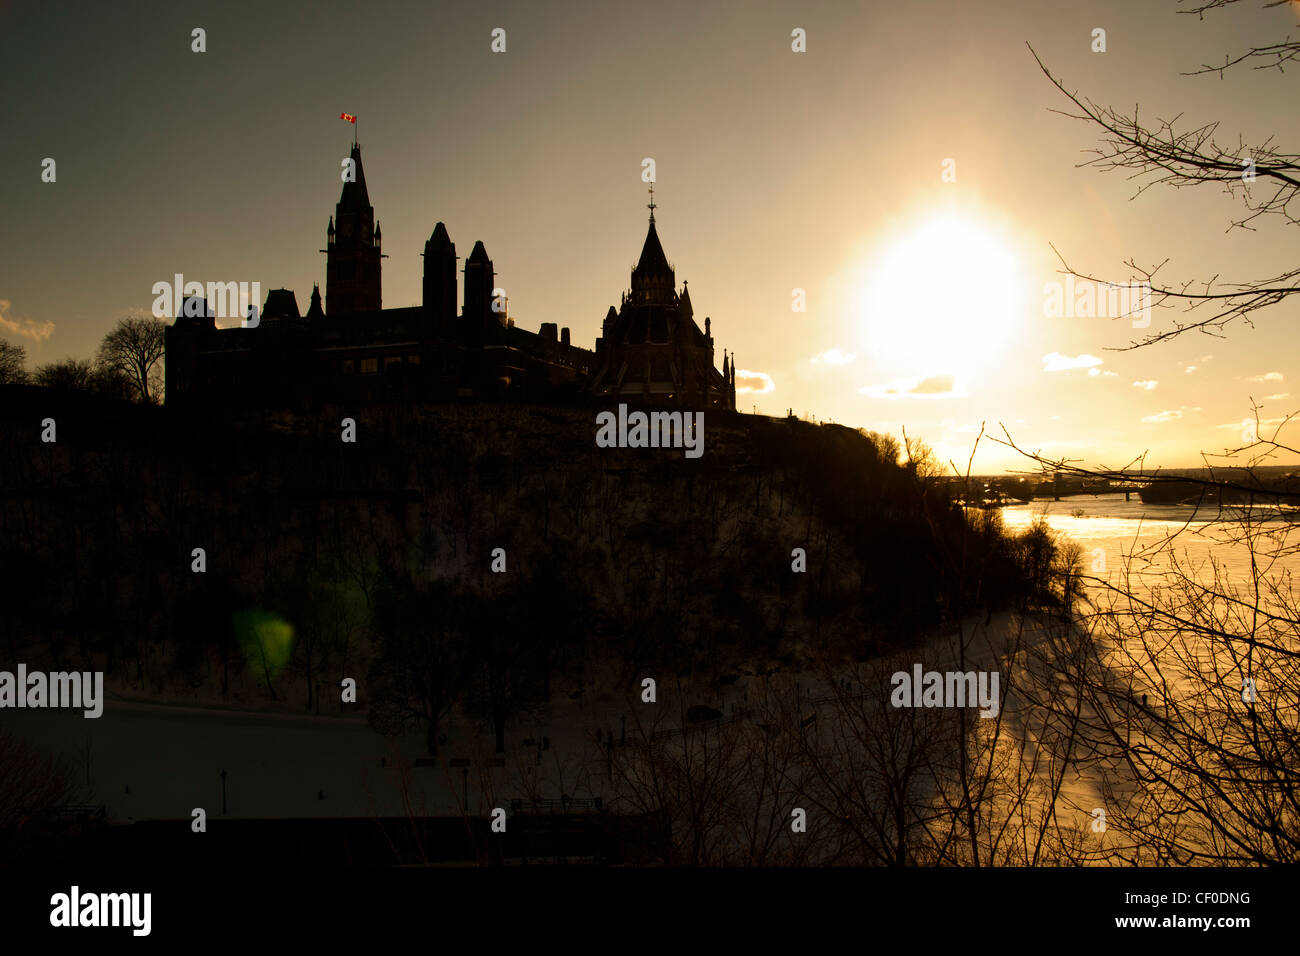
[{"xmin": 0, "ymin": 388, "xmax": 1066, "ymax": 745}]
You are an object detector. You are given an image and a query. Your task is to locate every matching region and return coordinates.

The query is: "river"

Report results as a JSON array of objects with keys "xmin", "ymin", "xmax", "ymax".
[{"xmin": 1000, "ymin": 493, "xmax": 1300, "ymax": 598}]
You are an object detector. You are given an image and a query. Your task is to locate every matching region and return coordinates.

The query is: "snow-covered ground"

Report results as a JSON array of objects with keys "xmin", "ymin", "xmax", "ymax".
[
  {"xmin": 6, "ymin": 673, "xmax": 696, "ymax": 822},
  {"xmin": 6, "ymin": 609, "xmax": 1114, "ymax": 859}
]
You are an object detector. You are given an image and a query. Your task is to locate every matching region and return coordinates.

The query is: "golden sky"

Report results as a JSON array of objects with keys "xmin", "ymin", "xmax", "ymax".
[{"xmin": 3, "ymin": 0, "xmax": 1297, "ymax": 471}]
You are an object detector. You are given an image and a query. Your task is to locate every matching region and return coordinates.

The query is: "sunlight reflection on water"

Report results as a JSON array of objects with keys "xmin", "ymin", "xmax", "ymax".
[{"xmin": 1000, "ymin": 493, "xmax": 1300, "ymax": 592}]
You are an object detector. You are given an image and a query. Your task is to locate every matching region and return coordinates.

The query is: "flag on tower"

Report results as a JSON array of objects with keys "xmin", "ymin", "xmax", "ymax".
[{"xmin": 340, "ymin": 113, "xmax": 357, "ymax": 124}]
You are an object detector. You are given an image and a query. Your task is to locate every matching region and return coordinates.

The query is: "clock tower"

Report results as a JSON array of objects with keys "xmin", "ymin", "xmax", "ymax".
[{"xmin": 325, "ymin": 143, "xmax": 382, "ymax": 315}]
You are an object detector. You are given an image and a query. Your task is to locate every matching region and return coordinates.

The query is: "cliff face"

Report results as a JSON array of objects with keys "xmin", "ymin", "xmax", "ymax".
[{"xmin": 0, "ymin": 391, "xmax": 1009, "ymax": 707}]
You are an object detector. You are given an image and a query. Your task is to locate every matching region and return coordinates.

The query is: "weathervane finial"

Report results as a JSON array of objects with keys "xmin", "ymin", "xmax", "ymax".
[{"xmin": 647, "ymin": 182, "xmax": 656, "ymax": 223}]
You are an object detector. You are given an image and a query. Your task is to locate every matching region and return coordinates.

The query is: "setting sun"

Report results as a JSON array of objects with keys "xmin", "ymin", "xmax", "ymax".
[{"xmin": 852, "ymin": 212, "xmax": 1027, "ymax": 385}]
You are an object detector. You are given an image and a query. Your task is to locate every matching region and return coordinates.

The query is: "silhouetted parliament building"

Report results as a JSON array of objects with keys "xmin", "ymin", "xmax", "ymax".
[{"xmin": 165, "ymin": 145, "xmax": 737, "ymax": 411}]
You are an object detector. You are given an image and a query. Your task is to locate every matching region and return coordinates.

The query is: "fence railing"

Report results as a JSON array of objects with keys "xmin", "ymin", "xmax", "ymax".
[{"xmin": 509, "ymin": 797, "xmax": 603, "ymax": 815}]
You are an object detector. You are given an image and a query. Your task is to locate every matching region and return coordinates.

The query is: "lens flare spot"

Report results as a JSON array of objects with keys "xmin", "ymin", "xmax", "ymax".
[{"xmin": 233, "ymin": 609, "xmax": 295, "ymax": 686}]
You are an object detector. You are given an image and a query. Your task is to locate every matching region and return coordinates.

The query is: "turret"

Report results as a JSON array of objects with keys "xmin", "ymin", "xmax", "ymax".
[
  {"xmin": 306, "ymin": 284, "xmax": 324, "ymax": 319},
  {"xmin": 463, "ymin": 240, "xmax": 497, "ymax": 326},
  {"xmin": 596, "ymin": 305, "xmax": 617, "ymax": 353},
  {"xmin": 165, "ymin": 296, "xmax": 215, "ymax": 405},
  {"xmin": 423, "ymin": 221, "xmax": 457, "ymax": 337}
]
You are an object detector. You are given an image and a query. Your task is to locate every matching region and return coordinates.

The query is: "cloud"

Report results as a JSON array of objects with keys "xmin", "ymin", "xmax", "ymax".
[
  {"xmin": 1043, "ymin": 352, "xmax": 1102, "ymax": 372},
  {"xmin": 1141, "ymin": 405, "xmax": 1200, "ymax": 424},
  {"xmin": 1264, "ymin": 392, "xmax": 1290, "ymax": 401},
  {"xmin": 1184, "ymin": 366, "xmax": 1198, "ymax": 374},
  {"xmin": 1141, "ymin": 409, "xmax": 1184, "ymax": 423},
  {"xmin": 1033, "ymin": 439, "xmax": 1092, "ymax": 450},
  {"xmin": 1087, "ymin": 367, "xmax": 1118, "ymax": 378},
  {"xmin": 1133, "ymin": 380, "xmax": 1158, "ymax": 390},
  {"xmin": 1215, "ymin": 416, "xmax": 1287, "ymax": 431},
  {"xmin": 911, "ymin": 374, "xmax": 956, "ymax": 394},
  {"xmin": 860, "ymin": 373, "xmax": 962, "ymax": 399},
  {"xmin": 0, "ymin": 300, "xmax": 55, "ymax": 342},
  {"xmin": 734, "ymin": 369, "xmax": 774, "ymax": 394},
  {"xmin": 1248, "ymin": 371, "xmax": 1284, "ymax": 382},
  {"xmin": 810, "ymin": 348, "xmax": 856, "ymax": 366}
]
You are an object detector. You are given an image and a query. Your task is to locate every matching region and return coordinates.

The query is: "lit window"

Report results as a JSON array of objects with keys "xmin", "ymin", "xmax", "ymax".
[
  {"xmin": 407, "ymin": 355, "xmax": 421, "ymax": 365},
  {"xmin": 360, "ymin": 358, "xmax": 378, "ymax": 374}
]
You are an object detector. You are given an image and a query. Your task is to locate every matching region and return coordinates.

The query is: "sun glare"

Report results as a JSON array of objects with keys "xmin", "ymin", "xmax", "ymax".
[{"xmin": 852, "ymin": 212, "xmax": 1027, "ymax": 383}]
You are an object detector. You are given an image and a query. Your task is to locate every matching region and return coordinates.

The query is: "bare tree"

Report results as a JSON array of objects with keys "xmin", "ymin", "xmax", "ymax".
[
  {"xmin": 97, "ymin": 315, "xmax": 166, "ymax": 403},
  {"xmin": 0, "ymin": 729, "xmax": 76, "ymax": 831},
  {"xmin": 1018, "ymin": 10, "xmax": 1300, "ymax": 861},
  {"xmin": 367, "ymin": 581, "xmax": 469, "ymax": 756},
  {"xmin": 1178, "ymin": 0, "xmax": 1300, "ymax": 76},
  {"xmin": 0, "ymin": 341, "xmax": 28, "ymax": 384},
  {"xmin": 789, "ymin": 657, "xmax": 955, "ymax": 865},
  {"xmin": 1028, "ymin": 0, "xmax": 1300, "ymax": 351},
  {"xmin": 31, "ymin": 355, "xmax": 133, "ymax": 398},
  {"xmin": 34, "ymin": 357, "xmax": 96, "ymax": 390},
  {"xmin": 994, "ymin": 436, "xmax": 1300, "ymax": 863},
  {"xmin": 608, "ymin": 676, "xmax": 816, "ymax": 865}
]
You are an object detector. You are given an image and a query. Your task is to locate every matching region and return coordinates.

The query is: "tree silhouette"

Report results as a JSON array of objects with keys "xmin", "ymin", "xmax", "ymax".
[
  {"xmin": 1028, "ymin": 4, "xmax": 1300, "ymax": 349},
  {"xmin": 0, "ymin": 341, "xmax": 28, "ymax": 385},
  {"xmin": 97, "ymin": 315, "xmax": 166, "ymax": 404},
  {"xmin": 994, "ymin": 8, "xmax": 1300, "ymax": 861},
  {"xmin": 367, "ymin": 580, "xmax": 470, "ymax": 757}
]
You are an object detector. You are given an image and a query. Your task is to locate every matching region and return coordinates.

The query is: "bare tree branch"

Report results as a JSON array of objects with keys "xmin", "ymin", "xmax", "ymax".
[
  {"xmin": 1178, "ymin": 0, "xmax": 1300, "ymax": 75},
  {"xmin": 1027, "ymin": 41, "xmax": 1300, "ymax": 348}
]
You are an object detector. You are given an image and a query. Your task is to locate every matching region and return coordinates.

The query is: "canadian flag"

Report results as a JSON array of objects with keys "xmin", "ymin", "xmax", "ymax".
[{"xmin": 340, "ymin": 112, "xmax": 357, "ymax": 124}]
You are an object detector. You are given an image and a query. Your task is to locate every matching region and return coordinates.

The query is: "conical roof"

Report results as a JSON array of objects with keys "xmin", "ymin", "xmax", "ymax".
[
  {"xmin": 338, "ymin": 144, "xmax": 370, "ymax": 210},
  {"xmin": 634, "ymin": 220, "xmax": 672, "ymax": 278},
  {"xmin": 428, "ymin": 221, "xmax": 452, "ymax": 246},
  {"xmin": 306, "ymin": 284, "xmax": 324, "ymax": 319}
]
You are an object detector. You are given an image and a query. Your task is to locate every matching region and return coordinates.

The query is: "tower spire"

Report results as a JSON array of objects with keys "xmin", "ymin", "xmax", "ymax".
[{"xmin": 647, "ymin": 182, "xmax": 656, "ymax": 223}]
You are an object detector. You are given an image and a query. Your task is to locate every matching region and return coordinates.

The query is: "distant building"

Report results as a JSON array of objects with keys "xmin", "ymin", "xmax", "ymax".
[{"xmin": 165, "ymin": 145, "xmax": 734, "ymax": 410}]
